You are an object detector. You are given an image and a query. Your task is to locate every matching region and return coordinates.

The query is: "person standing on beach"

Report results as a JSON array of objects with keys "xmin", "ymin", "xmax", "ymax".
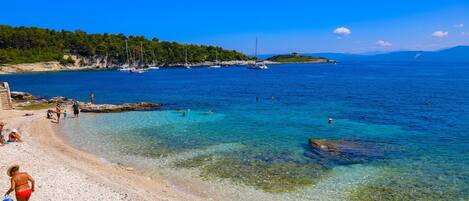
[
  {"xmin": 72, "ymin": 101, "xmax": 80, "ymax": 118},
  {"xmin": 89, "ymin": 91, "xmax": 95, "ymax": 104},
  {"xmin": 55, "ymin": 103, "xmax": 62, "ymax": 124},
  {"xmin": 4, "ymin": 165, "xmax": 35, "ymax": 201}
]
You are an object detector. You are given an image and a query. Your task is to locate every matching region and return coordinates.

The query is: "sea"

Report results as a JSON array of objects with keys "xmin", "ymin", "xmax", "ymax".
[{"xmin": 1, "ymin": 62, "xmax": 468, "ymax": 200}]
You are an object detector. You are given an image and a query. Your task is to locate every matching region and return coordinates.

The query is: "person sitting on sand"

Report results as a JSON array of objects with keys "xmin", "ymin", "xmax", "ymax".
[
  {"xmin": 4, "ymin": 165, "xmax": 35, "ymax": 201},
  {"xmin": 0, "ymin": 122, "xmax": 6, "ymax": 145},
  {"xmin": 8, "ymin": 129, "xmax": 22, "ymax": 142}
]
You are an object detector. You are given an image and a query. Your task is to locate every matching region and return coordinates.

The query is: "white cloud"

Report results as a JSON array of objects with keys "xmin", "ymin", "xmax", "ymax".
[
  {"xmin": 376, "ymin": 40, "xmax": 392, "ymax": 47},
  {"xmin": 454, "ymin": 23, "xmax": 464, "ymax": 28},
  {"xmin": 432, "ymin": 31, "xmax": 448, "ymax": 38},
  {"xmin": 333, "ymin": 27, "xmax": 351, "ymax": 37}
]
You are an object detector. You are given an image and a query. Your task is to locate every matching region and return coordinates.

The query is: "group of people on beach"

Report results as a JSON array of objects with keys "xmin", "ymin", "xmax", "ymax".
[
  {"xmin": 1, "ymin": 122, "xmax": 34, "ymax": 201},
  {"xmin": 47, "ymin": 100, "xmax": 81, "ymax": 124}
]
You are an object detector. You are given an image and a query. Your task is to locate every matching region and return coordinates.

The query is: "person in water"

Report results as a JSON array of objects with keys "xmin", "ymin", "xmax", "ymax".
[
  {"xmin": 55, "ymin": 104, "xmax": 62, "ymax": 124},
  {"xmin": 8, "ymin": 129, "xmax": 22, "ymax": 142},
  {"xmin": 72, "ymin": 101, "xmax": 80, "ymax": 118},
  {"xmin": 328, "ymin": 117, "xmax": 334, "ymax": 124},
  {"xmin": 5, "ymin": 165, "xmax": 35, "ymax": 201},
  {"xmin": 89, "ymin": 91, "xmax": 95, "ymax": 104}
]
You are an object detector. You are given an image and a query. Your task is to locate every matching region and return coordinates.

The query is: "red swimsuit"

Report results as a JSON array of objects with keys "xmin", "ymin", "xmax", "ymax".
[{"xmin": 16, "ymin": 189, "xmax": 32, "ymax": 199}]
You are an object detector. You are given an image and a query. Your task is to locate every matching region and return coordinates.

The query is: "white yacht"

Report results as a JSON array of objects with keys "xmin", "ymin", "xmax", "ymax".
[
  {"xmin": 247, "ymin": 37, "xmax": 268, "ymax": 70},
  {"xmin": 209, "ymin": 50, "xmax": 222, "ymax": 68}
]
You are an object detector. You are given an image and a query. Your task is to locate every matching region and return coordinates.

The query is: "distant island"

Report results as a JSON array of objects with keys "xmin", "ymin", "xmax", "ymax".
[
  {"xmin": 0, "ymin": 25, "xmax": 253, "ymax": 73},
  {"xmin": 266, "ymin": 53, "xmax": 333, "ymax": 63}
]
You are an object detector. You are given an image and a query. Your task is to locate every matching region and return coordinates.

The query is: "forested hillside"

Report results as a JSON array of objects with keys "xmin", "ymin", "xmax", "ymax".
[{"xmin": 0, "ymin": 25, "xmax": 251, "ymax": 66}]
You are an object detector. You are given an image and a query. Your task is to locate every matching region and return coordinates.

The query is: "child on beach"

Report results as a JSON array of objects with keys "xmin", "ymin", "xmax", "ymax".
[
  {"xmin": 63, "ymin": 109, "xmax": 68, "ymax": 119},
  {"xmin": 4, "ymin": 165, "xmax": 35, "ymax": 201}
]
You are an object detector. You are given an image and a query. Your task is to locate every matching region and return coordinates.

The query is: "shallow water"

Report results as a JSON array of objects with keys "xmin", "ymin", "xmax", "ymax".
[{"xmin": 2, "ymin": 62, "xmax": 469, "ymax": 200}]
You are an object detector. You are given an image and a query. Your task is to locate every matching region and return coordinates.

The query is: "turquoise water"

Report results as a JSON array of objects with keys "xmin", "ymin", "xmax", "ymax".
[{"xmin": 2, "ymin": 63, "xmax": 469, "ymax": 200}]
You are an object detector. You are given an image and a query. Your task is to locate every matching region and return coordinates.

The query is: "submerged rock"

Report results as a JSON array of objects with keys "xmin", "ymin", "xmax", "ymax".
[
  {"xmin": 79, "ymin": 102, "xmax": 161, "ymax": 113},
  {"xmin": 306, "ymin": 138, "xmax": 383, "ymax": 165}
]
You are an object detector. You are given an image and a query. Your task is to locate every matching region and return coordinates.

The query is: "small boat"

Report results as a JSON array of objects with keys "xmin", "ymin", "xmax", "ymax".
[
  {"xmin": 118, "ymin": 67, "xmax": 132, "ymax": 71},
  {"xmin": 247, "ymin": 37, "xmax": 268, "ymax": 70},
  {"xmin": 130, "ymin": 68, "xmax": 146, "ymax": 74},
  {"xmin": 209, "ymin": 50, "xmax": 222, "ymax": 68},
  {"xmin": 247, "ymin": 62, "xmax": 268, "ymax": 70},
  {"xmin": 148, "ymin": 66, "xmax": 160, "ymax": 70}
]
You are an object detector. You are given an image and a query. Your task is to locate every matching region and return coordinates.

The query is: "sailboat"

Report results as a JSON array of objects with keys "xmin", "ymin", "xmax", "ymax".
[
  {"xmin": 247, "ymin": 37, "xmax": 268, "ymax": 70},
  {"xmin": 119, "ymin": 39, "xmax": 134, "ymax": 71},
  {"xmin": 184, "ymin": 48, "xmax": 191, "ymax": 69},
  {"xmin": 148, "ymin": 49, "xmax": 160, "ymax": 70},
  {"xmin": 130, "ymin": 42, "xmax": 147, "ymax": 73},
  {"xmin": 209, "ymin": 50, "xmax": 221, "ymax": 68}
]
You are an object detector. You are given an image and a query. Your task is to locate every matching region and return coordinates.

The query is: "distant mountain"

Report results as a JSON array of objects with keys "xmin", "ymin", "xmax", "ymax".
[{"xmin": 305, "ymin": 46, "xmax": 469, "ymax": 63}]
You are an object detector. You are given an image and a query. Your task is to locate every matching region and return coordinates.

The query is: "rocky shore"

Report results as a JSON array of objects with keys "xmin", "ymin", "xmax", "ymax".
[{"xmin": 10, "ymin": 91, "xmax": 161, "ymax": 113}]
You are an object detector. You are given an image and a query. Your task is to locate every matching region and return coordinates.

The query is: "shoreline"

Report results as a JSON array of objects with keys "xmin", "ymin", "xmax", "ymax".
[
  {"xmin": 0, "ymin": 60, "xmax": 333, "ymax": 75},
  {"xmin": 0, "ymin": 109, "xmax": 205, "ymax": 200}
]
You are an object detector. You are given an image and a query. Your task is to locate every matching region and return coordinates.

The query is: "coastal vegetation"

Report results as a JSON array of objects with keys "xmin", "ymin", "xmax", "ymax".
[
  {"xmin": 267, "ymin": 53, "xmax": 331, "ymax": 63},
  {"xmin": 0, "ymin": 25, "xmax": 252, "ymax": 66}
]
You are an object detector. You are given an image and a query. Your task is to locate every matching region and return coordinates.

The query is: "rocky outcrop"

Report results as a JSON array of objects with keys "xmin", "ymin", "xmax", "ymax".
[
  {"xmin": 79, "ymin": 102, "xmax": 161, "ymax": 113},
  {"xmin": 10, "ymin": 91, "xmax": 35, "ymax": 100}
]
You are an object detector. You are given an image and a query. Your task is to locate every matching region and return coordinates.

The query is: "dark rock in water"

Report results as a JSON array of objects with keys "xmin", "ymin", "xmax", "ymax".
[
  {"xmin": 306, "ymin": 138, "xmax": 382, "ymax": 166},
  {"xmin": 10, "ymin": 91, "xmax": 35, "ymax": 100},
  {"xmin": 80, "ymin": 102, "xmax": 161, "ymax": 113}
]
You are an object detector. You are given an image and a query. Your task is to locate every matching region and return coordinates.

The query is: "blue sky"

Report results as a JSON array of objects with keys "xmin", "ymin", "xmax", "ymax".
[{"xmin": 1, "ymin": 0, "xmax": 468, "ymax": 54}]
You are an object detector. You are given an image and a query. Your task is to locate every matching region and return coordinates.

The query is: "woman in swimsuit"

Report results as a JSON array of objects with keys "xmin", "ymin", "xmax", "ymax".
[{"xmin": 4, "ymin": 165, "xmax": 35, "ymax": 201}]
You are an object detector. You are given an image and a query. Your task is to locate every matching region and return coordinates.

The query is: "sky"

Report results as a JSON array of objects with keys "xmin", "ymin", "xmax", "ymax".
[{"xmin": 1, "ymin": 0, "xmax": 469, "ymax": 54}]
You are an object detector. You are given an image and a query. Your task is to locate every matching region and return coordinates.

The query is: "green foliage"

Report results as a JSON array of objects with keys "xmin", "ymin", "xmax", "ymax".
[
  {"xmin": 267, "ymin": 53, "xmax": 330, "ymax": 63},
  {"xmin": 59, "ymin": 56, "xmax": 75, "ymax": 66},
  {"xmin": 0, "ymin": 25, "xmax": 252, "ymax": 65}
]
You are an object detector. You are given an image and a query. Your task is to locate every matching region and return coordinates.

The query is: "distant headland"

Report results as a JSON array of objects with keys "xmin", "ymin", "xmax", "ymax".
[
  {"xmin": 0, "ymin": 24, "xmax": 254, "ymax": 73},
  {"xmin": 266, "ymin": 53, "xmax": 334, "ymax": 64}
]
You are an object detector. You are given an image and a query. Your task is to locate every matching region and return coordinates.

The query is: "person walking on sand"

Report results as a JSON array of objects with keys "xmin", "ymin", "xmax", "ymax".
[
  {"xmin": 89, "ymin": 91, "xmax": 95, "ymax": 104},
  {"xmin": 72, "ymin": 101, "xmax": 80, "ymax": 118},
  {"xmin": 55, "ymin": 103, "xmax": 62, "ymax": 124},
  {"xmin": 4, "ymin": 165, "xmax": 35, "ymax": 201}
]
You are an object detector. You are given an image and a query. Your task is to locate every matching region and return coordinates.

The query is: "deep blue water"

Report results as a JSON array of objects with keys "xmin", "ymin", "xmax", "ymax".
[{"xmin": 1, "ymin": 62, "xmax": 469, "ymax": 200}]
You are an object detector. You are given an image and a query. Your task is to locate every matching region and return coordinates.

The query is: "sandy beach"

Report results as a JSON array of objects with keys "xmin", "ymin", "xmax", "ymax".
[{"xmin": 0, "ymin": 109, "xmax": 205, "ymax": 201}]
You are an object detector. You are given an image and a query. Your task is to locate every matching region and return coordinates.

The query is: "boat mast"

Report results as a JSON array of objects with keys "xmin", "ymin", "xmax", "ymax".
[
  {"xmin": 255, "ymin": 37, "xmax": 258, "ymax": 61},
  {"xmin": 140, "ymin": 42, "xmax": 145, "ymax": 67},
  {"xmin": 184, "ymin": 47, "xmax": 188, "ymax": 66},
  {"xmin": 125, "ymin": 39, "xmax": 130, "ymax": 67}
]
